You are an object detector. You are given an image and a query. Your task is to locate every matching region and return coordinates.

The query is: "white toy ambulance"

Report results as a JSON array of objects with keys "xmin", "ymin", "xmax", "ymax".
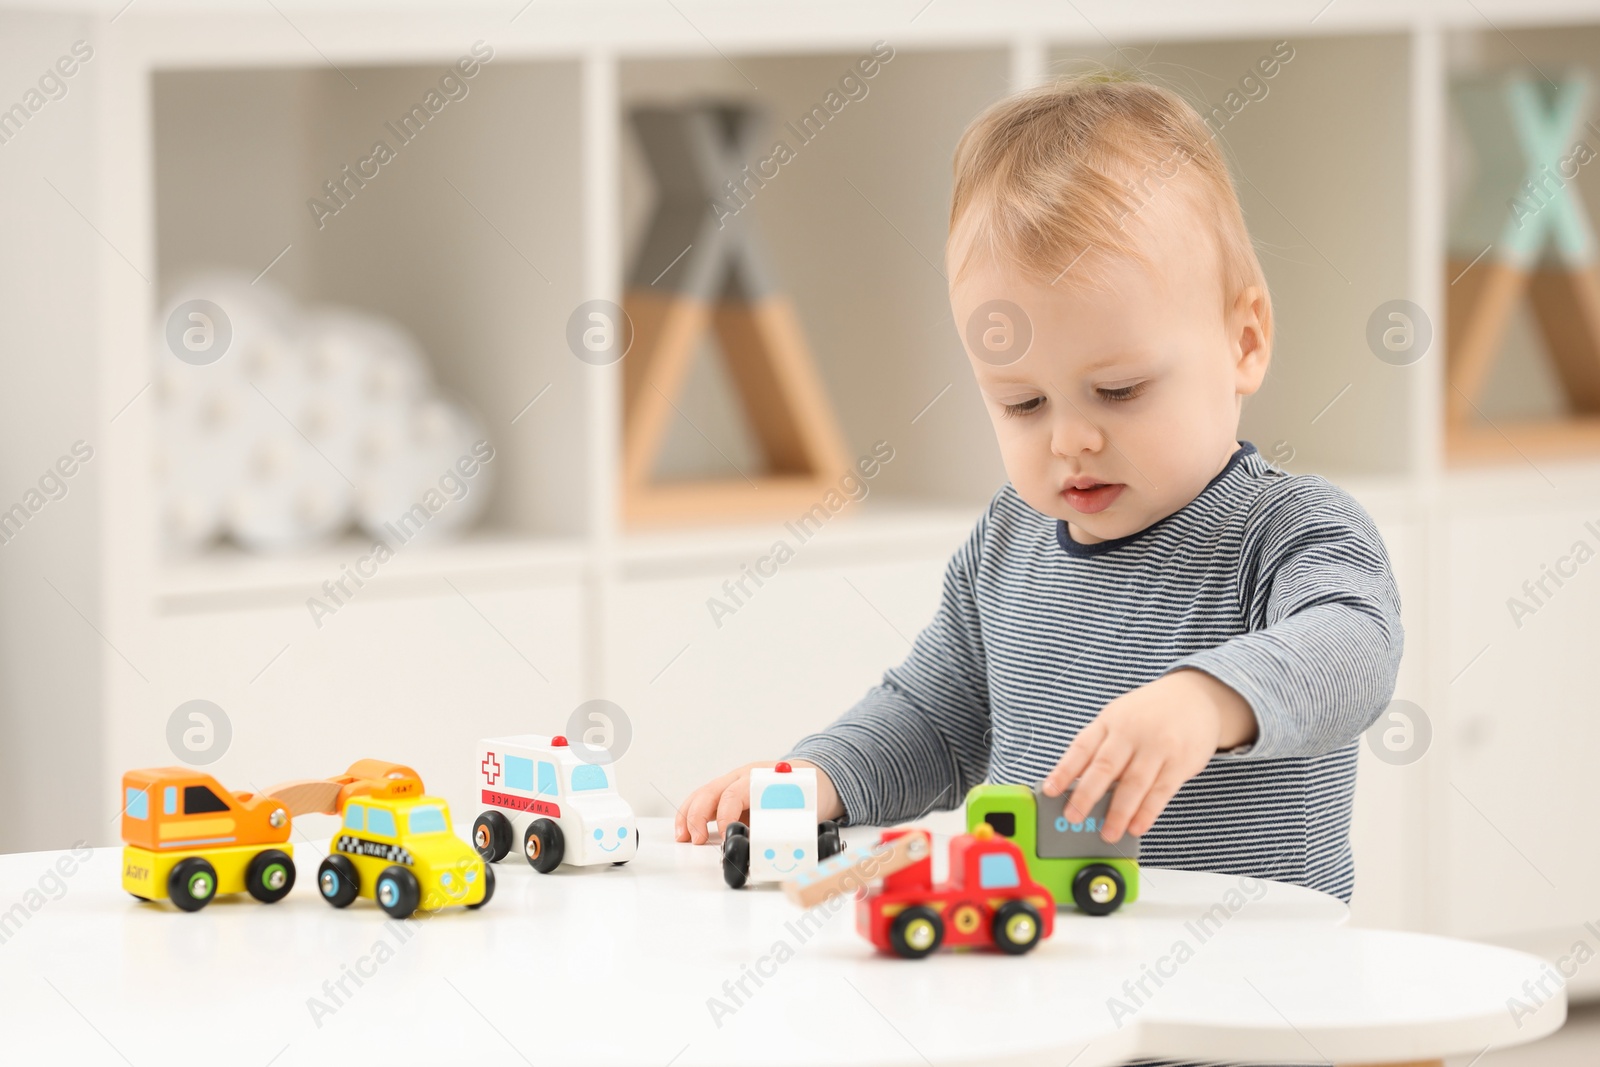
[
  {"xmin": 471, "ymin": 734, "xmax": 638, "ymax": 873},
  {"xmin": 721, "ymin": 762, "xmax": 844, "ymax": 889}
]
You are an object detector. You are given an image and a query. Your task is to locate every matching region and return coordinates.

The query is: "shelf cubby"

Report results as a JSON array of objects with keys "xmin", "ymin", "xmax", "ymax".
[
  {"xmin": 152, "ymin": 57, "xmax": 594, "ymax": 567},
  {"xmin": 618, "ymin": 46, "xmax": 1014, "ymax": 520},
  {"xmin": 1442, "ymin": 22, "xmax": 1600, "ymax": 467}
]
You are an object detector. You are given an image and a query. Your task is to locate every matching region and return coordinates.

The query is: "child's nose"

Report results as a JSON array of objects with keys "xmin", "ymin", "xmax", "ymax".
[{"xmin": 1049, "ymin": 407, "xmax": 1106, "ymax": 458}]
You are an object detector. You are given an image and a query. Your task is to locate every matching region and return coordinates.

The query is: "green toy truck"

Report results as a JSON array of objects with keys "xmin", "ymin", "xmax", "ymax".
[{"xmin": 964, "ymin": 783, "xmax": 1140, "ymax": 915}]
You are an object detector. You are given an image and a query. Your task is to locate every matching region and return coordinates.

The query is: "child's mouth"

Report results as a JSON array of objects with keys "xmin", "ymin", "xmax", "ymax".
[{"xmin": 1061, "ymin": 482, "xmax": 1124, "ymax": 514}]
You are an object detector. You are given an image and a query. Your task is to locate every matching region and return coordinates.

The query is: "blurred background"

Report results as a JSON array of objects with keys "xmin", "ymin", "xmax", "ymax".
[{"xmin": 1, "ymin": 2, "xmax": 1599, "ymax": 1060}]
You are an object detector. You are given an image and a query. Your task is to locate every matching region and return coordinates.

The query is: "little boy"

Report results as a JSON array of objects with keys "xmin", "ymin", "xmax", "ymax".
[{"xmin": 676, "ymin": 75, "xmax": 1403, "ymax": 929}]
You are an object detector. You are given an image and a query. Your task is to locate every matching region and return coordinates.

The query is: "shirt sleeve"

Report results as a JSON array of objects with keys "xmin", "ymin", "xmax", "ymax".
[
  {"xmin": 783, "ymin": 504, "xmax": 996, "ymax": 826},
  {"xmin": 1161, "ymin": 475, "xmax": 1405, "ymax": 761}
]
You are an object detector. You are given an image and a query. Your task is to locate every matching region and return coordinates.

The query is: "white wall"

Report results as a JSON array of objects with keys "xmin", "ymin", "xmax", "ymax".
[{"xmin": 0, "ymin": 13, "xmax": 106, "ymax": 854}]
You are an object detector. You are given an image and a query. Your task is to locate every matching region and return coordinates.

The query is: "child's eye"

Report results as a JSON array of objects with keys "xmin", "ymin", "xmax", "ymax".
[
  {"xmin": 1001, "ymin": 397, "xmax": 1045, "ymax": 418},
  {"xmin": 1098, "ymin": 382, "xmax": 1148, "ymax": 402}
]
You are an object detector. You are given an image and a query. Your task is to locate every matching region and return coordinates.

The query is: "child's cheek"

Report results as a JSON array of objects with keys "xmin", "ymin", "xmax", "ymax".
[{"xmin": 995, "ymin": 429, "xmax": 1053, "ymax": 510}]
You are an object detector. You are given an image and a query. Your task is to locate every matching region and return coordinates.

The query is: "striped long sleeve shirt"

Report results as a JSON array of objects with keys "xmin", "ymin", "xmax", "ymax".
[{"xmin": 786, "ymin": 440, "xmax": 1404, "ymax": 904}]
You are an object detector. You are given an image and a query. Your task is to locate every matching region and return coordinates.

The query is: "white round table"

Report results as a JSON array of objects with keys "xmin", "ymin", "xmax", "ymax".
[{"xmin": 0, "ymin": 818, "xmax": 1564, "ymax": 1066}]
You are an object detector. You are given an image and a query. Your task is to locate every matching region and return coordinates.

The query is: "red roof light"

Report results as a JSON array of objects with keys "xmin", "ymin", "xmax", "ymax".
[
  {"xmin": 551, "ymin": 735, "xmax": 568, "ymax": 747},
  {"xmin": 774, "ymin": 761, "xmax": 791, "ymax": 773}
]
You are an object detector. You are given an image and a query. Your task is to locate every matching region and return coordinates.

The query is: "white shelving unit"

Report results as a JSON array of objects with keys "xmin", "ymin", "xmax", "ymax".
[{"xmin": 3, "ymin": 0, "xmax": 1599, "ymax": 995}]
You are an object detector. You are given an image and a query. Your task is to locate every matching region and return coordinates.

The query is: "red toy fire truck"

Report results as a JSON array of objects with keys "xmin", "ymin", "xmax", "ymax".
[{"xmin": 784, "ymin": 824, "xmax": 1056, "ymax": 959}]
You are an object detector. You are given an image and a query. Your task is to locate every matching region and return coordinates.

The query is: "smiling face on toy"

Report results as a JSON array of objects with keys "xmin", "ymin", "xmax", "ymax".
[
  {"xmin": 593, "ymin": 825, "xmax": 628, "ymax": 854},
  {"xmin": 764, "ymin": 846, "xmax": 807, "ymax": 875},
  {"xmin": 430, "ymin": 855, "xmax": 483, "ymax": 907}
]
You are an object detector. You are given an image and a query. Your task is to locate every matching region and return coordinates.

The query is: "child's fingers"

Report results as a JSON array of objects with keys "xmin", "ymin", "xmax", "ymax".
[
  {"xmin": 713, "ymin": 779, "xmax": 748, "ymax": 839},
  {"xmin": 1061, "ymin": 738, "xmax": 1132, "ymax": 826},
  {"xmin": 1041, "ymin": 720, "xmax": 1105, "ymax": 796},
  {"xmin": 1101, "ymin": 754, "xmax": 1162, "ymax": 842},
  {"xmin": 679, "ymin": 779, "xmax": 727, "ymax": 844},
  {"xmin": 673, "ymin": 787, "xmax": 694, "ymax": 840},
  {"xmin": 675, "ymin": 787, "xmax": 706, "ymax": 843},
  {"xmin": 1127, "ymin": 769, "xmax": 1186, "ymax": 836}
]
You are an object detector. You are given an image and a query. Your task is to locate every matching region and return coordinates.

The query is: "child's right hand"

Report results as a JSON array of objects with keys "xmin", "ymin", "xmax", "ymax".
[{"xmin": 674, "ymin": 760, "xmax": 843, "ymax": 844}]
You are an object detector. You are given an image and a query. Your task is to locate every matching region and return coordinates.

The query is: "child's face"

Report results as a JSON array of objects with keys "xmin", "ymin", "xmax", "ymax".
[{"xmin": 948, "ymin": 207, "xmax": 1270, "ymax": 545}]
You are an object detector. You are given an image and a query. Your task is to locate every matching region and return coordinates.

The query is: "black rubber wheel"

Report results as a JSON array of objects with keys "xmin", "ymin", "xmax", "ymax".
[
  {"xmin": 888, "ymin": 905, "xmax": 944, "ymax": 959},
  {"xmin": 317, "ymin": 854, "xmax": 360, "ymax": 909},
  {"xmin": 472, "ymin": 811, "xmax": 514, "ymax": 863},
  {"xmin": 167, "ymin": 857, "xmax": 218, "ymax": 912},
  {"xmin": 523, "ymin": 818, "xmax": 564, "ymax": 874},
  {"xmin": 376, "ymin": 865, "xmax": 421, "ymax": 919},
  {"xmin": 1072, "ymin": 863, "xmax": 1126, "ymax": 916},
  {"xmin": 817, "ymin": 820, "xmax": 844, "ymax": 861},
  {"xmin": 724, "ymin": 820, "xmax": 748, "ymax": 840},
  {"xmin": 245, "ymin": 849, "xmax": 296, "ymax": 904},
  {"xmin": 992, "ymin": 899, "xmax": 1045, "ymax": 955},
  {"xmin": 721, "ymin": 832, "xmax": 749, "ymax": 889},
  {"xmin": 467, "ymin": 862, "xmax": 495, "ymax": 909}
]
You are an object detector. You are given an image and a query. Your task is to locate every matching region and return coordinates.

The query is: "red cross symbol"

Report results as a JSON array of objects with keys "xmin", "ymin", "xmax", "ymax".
[{"xmin": 481, "ymin": 752, "xmax": 501, "ymax": 784}]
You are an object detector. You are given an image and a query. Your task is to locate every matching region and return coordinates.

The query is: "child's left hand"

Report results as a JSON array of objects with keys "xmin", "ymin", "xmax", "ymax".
[{"xmin": 1040, "ymin": 667, "xmax": 1258, "ymax": 843}]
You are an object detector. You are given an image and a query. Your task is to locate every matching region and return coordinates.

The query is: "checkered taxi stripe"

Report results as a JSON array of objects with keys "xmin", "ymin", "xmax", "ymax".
[{"xmin": 336, "ymin": 835, "xmax": 414, "ymax": 867}]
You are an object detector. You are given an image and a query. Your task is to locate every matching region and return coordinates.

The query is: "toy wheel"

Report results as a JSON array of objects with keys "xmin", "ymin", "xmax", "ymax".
[
  {"xmin": 724, "ymin": 820, "xmax": 748, "ymax": 840},
  {"xmin": 888, "ymin": 905, "xmax": 944, "ymax": 960},
  {"xmin": 721, "ymin": 832, "xmax": 750, "ymax": 889},
  {"xmin": 817, "ymin": 820, "xmax": 844, "ymax": 860},
  {"xmin": 472, "ymin": 811, "xmax": 513, "ymax": 863},
  {"xmin": 376, "ymin": 865, "xmax": 421, "ymax": 919},
  {"xmin": 467, "ymin": 862, "xmax": 495, "ymax": 909},
  {"xmin": 317, "ymin": 854, "xmax": 360, "ymax": 909},
  {"xmin": 523, "ymin": 818, "xmax": 564, "ymax": 874},
  {"xmin": 167, "ymin": 857, "xmax": 218, "ymax": 912},
  {"xmin": 1072, "ymin": 864, "xmax": 1126, "ymax": 916},
  {"xmin": 245, "ymin": 849, "xmax": 296, "ymax": 904},
  {"xmin": 992, "ymin": 900, "xmax": 1044, "ymax": 955}
]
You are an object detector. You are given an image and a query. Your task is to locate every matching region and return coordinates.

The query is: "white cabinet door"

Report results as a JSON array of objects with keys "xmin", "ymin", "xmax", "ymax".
[
  {"xmin": 1442, "ymin": 503, "xmax": 1600, "ymax": 939},
  {"xmin": 143, "ymin": 581, "xmax": 585, "ymax": 839},
  {"xmin": 604, "ymin": 557, "xmax": 949, "ymax": 820}
]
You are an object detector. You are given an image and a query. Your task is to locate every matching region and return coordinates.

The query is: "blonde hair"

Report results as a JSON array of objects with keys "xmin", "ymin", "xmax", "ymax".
[{"xmin": 948, "ymin": 73, "xmax": 1272, "ymax": 346}]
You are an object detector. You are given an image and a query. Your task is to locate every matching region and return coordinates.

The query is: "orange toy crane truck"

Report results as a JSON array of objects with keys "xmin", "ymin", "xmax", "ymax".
[
  {"xmin": 783, "ymin": 825, "xmax": 1056, "ymax": 959},
  {"xmin": 121, "ymin": 767, "xmax": 295, "ymax": 912}
]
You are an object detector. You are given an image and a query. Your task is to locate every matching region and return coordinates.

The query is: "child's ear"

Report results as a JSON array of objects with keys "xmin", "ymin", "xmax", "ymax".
[{"xmin": 1229, "ymin": 284, "xmax": 1271, "ymax": 397}]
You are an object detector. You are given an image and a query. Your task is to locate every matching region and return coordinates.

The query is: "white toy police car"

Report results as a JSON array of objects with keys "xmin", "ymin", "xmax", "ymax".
[
  {"xmin": 472, "ymin": 734, "xmax": 638, "ymax": 873},
  {"xmin": 722, "ymin": 762, "xmax": 843, "ymax": 889}
]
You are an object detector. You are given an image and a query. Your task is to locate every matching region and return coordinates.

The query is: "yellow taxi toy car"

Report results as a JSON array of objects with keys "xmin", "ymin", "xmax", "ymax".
[
  {"xmin": 120, "ymin": 767, "xmax": 295, "ymax": 912},
  {"xmin": 309, "ymin": 763, "xmax": 493, "ymax": 919}
]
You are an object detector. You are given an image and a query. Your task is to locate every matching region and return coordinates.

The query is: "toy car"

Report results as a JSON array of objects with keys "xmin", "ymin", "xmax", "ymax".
[
  {"xmin": 721, "ymin": 762, "xmax": 843, "ymax": 889},
  {"xmin": 783, "ymin": 824, "xmax": 1055, "ymax": 959},
  {"xmin": 120, "ymin": 767, "xmax": 295, "ymax": 912},
  {"xmin": 471, "ymin": 734, "xmax": 638, "ymax": 873},
  {"xmin": 858, "ymin": 825, "xmax": 1055, "ymax": 959},
  {"xmin": 965, "ymin": 782, "xmax": 1140, "ymax": 915},
  {"xmin": 297, "ymin": 760, "xmax": 493, "ymax": 919}
]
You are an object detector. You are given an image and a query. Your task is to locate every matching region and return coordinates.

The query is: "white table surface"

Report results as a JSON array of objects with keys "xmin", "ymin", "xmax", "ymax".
[{"xmin": 0, "ymin": 817, "xmax": 1565, "ymax": 1067}]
